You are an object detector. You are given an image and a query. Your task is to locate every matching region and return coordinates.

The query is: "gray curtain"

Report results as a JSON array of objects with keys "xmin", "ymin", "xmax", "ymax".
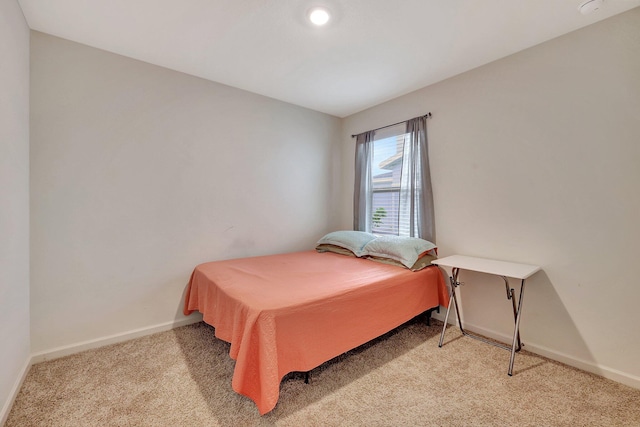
[
  {"xmin": 353, "ymin": 131, "xmax": 375, "ymax": 232},
  {"xmin": 401, "ymin": 116, "xmax": 435, "ymax": 242}
]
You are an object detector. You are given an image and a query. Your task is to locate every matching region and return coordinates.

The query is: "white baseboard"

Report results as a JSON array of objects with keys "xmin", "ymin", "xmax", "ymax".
[
  {"xmin": 0, "ymin": 358, "xmax": 31, "ymax": 427},
  {"xmin": 521, "ymin": 339, "xmax": 640, "ymax": 390},
  {"xmin": 2, "ymin": 316, "xmax": 203, "ymax": 426},
  {"xmin": 31, "ymin": 315, "xmax": 203, "ymax": 364},
  {"xmin": 432, "ymin": 312, "xmax": 640, "ymax": 390}
]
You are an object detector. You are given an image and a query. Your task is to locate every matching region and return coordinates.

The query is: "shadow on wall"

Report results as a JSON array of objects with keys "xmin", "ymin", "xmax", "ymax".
[
  {"xmin": 175, "ymin": 273, "xmax": 203, "ymax": 325},
  {"xmin": 520, "ymin": 270, "xmax": 598, "ymax": 371},
  {"xmin": 440, "ymin": 269, "xmax": 597, "ymax": 374}
]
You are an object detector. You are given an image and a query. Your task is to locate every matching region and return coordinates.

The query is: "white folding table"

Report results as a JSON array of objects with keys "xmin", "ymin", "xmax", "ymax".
[{"xmin": 432, "ymin": 255, "xmax": 541, "ymax": 375}]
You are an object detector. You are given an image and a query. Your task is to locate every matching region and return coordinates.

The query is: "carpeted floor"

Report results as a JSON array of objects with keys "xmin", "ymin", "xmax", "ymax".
[{"xmin": 6, "ymin": 319, "xmax": 640, "ymax": 426}]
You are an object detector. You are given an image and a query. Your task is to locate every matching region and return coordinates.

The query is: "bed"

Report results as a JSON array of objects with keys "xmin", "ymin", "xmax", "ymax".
[{"xmin": 183, "ymin": 231, "xmax": 449, "ymax": 414}]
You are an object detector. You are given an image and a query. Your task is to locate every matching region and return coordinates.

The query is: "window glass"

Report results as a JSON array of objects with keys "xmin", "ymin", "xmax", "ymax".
[{"xmin": 371, "ymin": 124, "xmax": 409, "ymax": 235}]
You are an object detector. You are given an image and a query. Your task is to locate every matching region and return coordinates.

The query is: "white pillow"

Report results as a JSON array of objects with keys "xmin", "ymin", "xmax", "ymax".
[
  {"xmin": 316, "ymin": 231, "xmax": 377, "ymax": 257},
  {"xmin": 362, "ymin": 236, "xmax": 437, "ymax": 268}
]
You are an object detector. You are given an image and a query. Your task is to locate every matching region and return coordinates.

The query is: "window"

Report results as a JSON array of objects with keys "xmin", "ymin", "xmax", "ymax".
[{"xmin": 354, "ymin": 115, "xmax": 435, "ymax": 242}]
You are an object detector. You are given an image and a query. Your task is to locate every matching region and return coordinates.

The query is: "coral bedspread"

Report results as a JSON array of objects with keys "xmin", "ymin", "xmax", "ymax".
[{"xmin": 183, "ymin": 250, "xmax": 448, "ymax": 414}]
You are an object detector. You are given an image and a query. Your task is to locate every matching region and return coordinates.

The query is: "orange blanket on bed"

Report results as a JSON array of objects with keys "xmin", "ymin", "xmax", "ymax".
[{"xmin": 183, "ymin": 250, "xmax": 448, "ymax": 414}]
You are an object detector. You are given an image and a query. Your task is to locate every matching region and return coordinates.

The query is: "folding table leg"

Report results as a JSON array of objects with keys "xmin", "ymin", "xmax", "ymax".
[
  {"xmin": 508, "ymin": 279, "xmax": 526, "ymax": 376},
  {"xmin": 439, "ymin": 271, "xmax": 527, "ymax": 376},
  {"xmin": 439, "ymin": 268, "xmax": 461, "ymax": 347}
]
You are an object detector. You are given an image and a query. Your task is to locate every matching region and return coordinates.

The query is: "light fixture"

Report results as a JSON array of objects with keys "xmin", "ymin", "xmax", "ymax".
[
  {"xmin": 578, "ymin": 0, "xmax": 603, "ymax": 15},
  {"xmin": 308, "ymin": 7, "xmax": 330, "ymax": 26}
]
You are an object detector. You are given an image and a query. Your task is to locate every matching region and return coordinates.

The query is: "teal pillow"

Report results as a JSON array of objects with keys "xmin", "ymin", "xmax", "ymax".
[
  {"xmin": 316, "ymin": 231, "xmax": 377, "ymax": 257},
  {"xmin": 362, "ymin": 236, "xmax": 437, "ymax": 268}
]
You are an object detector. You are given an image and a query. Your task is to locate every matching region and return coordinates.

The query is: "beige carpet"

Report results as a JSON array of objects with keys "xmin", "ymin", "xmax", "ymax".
[{"xmin": 6, "ymin": 319, "xmax": 640, "ymax": 426}]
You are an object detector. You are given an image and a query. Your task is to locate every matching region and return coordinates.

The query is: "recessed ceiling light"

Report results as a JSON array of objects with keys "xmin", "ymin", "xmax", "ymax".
[{"xmin": 309, "ymin": 7, "xmax": 330, "ymax": 26}]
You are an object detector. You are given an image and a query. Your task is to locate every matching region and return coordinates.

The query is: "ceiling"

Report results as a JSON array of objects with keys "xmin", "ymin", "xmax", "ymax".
[{"xmin": 17, "ymin": 0, "xmax": 640, "ymax": 117}]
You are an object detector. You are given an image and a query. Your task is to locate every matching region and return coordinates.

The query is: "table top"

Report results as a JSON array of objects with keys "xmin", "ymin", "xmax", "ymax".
[{"xmin": 431, "ymin": 255, "xmax": 541, "ymax": 280}]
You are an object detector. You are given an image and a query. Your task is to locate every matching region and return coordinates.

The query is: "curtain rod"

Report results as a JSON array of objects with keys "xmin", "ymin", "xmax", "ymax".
[{"xmin": 351, "ymin": 112, "xmax": 432, "ymax": 138}]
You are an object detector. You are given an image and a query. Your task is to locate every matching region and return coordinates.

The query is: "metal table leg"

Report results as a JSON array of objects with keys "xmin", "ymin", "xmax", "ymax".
[
  {"xmin": 439, "ymin": 270, "xmax": 527, "ymax": 376},
  {"xmin": 439, "ymin": 268, "xmax": 461, "ymax": 347},
  {"xmin": 508, "ymin": 279, "xmax": 526, "ymax": 376}
]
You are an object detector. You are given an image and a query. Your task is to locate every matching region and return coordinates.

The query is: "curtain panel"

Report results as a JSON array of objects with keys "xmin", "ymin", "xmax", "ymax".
[
  {"xmin": 403, "ymin": 116, "xmax": 435, "ymax": 243},
  {"xmin": 353, "ymin": 131, "xmax": 375, "ymax": 233}
]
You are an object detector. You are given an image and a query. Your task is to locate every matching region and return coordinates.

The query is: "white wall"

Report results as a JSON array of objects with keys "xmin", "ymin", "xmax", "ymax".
[
  {"xmin": 341, "ymin": 9, "xmax": 640, "ymax": 386},
  {"xmin": 0, "ymin": 0, "xmax": 31, "ymax": 421},
  {"xmin": 30, "ymin": 32, "xmax": 342, "ymax": 354},
  {"xmin": 17, "ymin": 2, "xmax": 640, "ymax": 399}
]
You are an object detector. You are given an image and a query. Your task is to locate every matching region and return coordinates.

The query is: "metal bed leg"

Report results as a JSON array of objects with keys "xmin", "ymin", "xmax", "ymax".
[{"xmin": 424, "ymin": 306, "xmax": 439, "ymax": 326}]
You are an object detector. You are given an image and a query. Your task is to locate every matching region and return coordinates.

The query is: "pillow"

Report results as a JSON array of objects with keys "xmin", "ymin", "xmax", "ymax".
[
  {"xmin": 408, "ymin": 252, "xmax": 438, "ymax": 271},
  {"xmin": 315, "ymin": 243, "xmax": 357, "ymax": 257},
  {"xmin": 362, "ymin": 235, "xmax": 437, "ymax": 268},
  {"xmin": 365, "ymin": 252, "xmax": 437, "ymax": 271},
  {"xmin": 316, "ymin": 231, "xmax": 377, "ymax": 257}
]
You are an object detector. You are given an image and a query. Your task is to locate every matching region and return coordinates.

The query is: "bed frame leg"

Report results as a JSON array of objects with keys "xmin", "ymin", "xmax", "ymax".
[
  {"xmin": 424, "ymin": 307, "xmax": 438, "ymax": 326},
  {"xmin": 304, "ymin": 372, "xmax": 310, "ymax": 384}
]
